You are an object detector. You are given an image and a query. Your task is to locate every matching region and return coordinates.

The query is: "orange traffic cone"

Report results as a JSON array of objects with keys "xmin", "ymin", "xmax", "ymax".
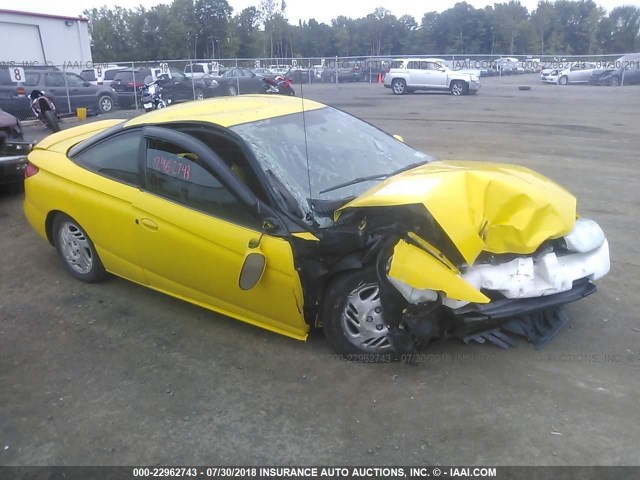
[{"xmin": 377, "ymin": 73, "xmax": 382, "ymax": 83}]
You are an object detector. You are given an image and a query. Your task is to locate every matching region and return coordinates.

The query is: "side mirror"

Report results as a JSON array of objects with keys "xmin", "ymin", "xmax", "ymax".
[
  {"xmin": 83, "ymin": 81, "xmax": 91, "ymax": 87},
  {"xmin": 239, "ymin": 251, "xmax": 266, "ymax": 290},
  {"xmin": 393, "ymin": 134, "xmax": 405, "ymax": 143},
  {"xmin": 439, "ymin": 67, "xmax": 446, "ymax": 72}
]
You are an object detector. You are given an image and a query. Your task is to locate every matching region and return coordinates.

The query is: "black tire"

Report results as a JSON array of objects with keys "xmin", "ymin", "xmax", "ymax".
[
  {"xmin": 228, "ymin": 84, "xmax": 238, "ymax": 96},
  {"xmin": 391, "ymin": 78, "xmax": 406, "ymax": 95},
  {"xmin": 609, "ymin": 76, "xmax": 620, "ymax": 86},
  {"xmin": 97, "ymin": 95, "xmax": 114, "ymax": 114},
  {"xmin": 43, "ymin": 110, "xmax": 60, "ymax": 132},
  {"xmin": 287, "ymin": 87, "xmax": 295, "ymax": 96},
  {"xmin": 322, "ymin": 268, "xmax": 396, "ymax": 360},
  {"xmin": 194, "ymin": 87, "xmax": 205, "ymax": 100},
  {"xmin": 52, "ymin": 213, "xmax": 107, "ymax": 283},
  {"xmin": 450, "ymin": 80, "xmax": 468, "ymax": 96},
  {"xmin": 558, "ymin": 75, "xmax": 568, "ymax": 85}
]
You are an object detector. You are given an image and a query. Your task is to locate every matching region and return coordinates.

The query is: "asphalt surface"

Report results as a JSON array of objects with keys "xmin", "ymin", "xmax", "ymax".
[{"xmin": 1, "ymin": 75, "xmax": 639, "ymax": 466}]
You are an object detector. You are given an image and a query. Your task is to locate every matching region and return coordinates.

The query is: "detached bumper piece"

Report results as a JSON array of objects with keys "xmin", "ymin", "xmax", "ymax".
[{"xmin": 457, "ymin": 278, "xmax": 595, "ymax": 350}]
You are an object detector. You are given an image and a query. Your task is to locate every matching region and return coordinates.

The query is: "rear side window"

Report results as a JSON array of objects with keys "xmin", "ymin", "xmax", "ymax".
[
  {"xmin": 80, "ymin": 70, "xmax": 97, "ymax": 81},
  {"xmin": 73, "ymin": 131, "xmax": 142, "ymax": 185},
  {"xmin": 104, "ymin": 69, "xmax": 121, "ymax": 80},
  {"xmin": 0, "ymin": 69, "xmax": 39, "ymax": 86}
]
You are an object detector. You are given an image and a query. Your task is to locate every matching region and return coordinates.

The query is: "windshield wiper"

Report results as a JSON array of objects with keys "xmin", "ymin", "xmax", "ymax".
[{"xmin": 318, "ymin": 160, "xmax": 429, "ymax": 195}]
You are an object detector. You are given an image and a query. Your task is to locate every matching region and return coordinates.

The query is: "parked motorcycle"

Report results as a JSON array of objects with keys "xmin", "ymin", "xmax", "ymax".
[
  {"xmin": 29, "ymin": 90, "xmax": 60, "ymax": 132},
  {"xmin": 140, "ymin": 80, "xmax": 170, "ymax": 112},
  {"xmin": 262, "ymin": 76, "xmax": 296, "ymax": 96}
]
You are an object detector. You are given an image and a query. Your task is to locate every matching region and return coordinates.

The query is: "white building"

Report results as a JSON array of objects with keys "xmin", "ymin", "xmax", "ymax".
[{"xmin": 0, "ymin": 9, "xmax": 92, "ymax": 68}]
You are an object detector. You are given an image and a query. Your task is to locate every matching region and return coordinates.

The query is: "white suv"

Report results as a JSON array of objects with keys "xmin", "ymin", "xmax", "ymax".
[{"xmin": 384, "ymin": 58, "xmax": 480, "ymax": 95}]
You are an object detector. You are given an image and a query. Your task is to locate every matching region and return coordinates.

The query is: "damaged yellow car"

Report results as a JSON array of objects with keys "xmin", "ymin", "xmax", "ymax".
[{"xmin": 23, "ymin": 96, "xmax": 610, "ymax": 358}]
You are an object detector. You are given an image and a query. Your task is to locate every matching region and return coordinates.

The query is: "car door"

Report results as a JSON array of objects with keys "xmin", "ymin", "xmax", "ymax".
[
  {"xmin": 43, "ymin": 72, "xmax": 70, "ymax": 111},
  {"xmin": 132, "ymin": 127, "xmax": 308, "ymax": 339},
  {"xmin": 426, "ymin": 62, "xmax": 449, "ymax": 88},
  {"xmin": 406, "ymin": 61, "xmax": 428, "ymax": 87},
  {"xmin": 64, "ymin": 72, "xmax": 96, "ymax": 108}
]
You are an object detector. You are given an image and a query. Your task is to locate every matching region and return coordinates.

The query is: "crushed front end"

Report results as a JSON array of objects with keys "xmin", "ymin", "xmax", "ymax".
[{"xmin": 329, "ymin": 161, "xmax": 610, "ymax": 354}]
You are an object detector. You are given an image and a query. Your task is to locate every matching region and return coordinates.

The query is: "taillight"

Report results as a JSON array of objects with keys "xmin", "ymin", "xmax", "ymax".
[
  {"xmin": 16, "ymin": 86, "xmax": 25, "ymax": 96},
  {"xmin": 126, "ymin": 82, "xmax": 143, "ymax": 88},
  {"xmin": 24, "ymin": 163, "xmax": 39, "ymax": 179}
]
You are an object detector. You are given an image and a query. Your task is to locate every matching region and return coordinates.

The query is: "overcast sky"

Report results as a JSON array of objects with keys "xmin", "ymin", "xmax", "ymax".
[{"xmin": 1, "ymin": 0, "xmax": 638, "ymax": 23}]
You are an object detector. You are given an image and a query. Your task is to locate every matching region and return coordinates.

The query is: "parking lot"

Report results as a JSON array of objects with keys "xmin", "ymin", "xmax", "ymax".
[{"xmin": 1, "ymin": 75, "xmax": 639, "ymax": 466}]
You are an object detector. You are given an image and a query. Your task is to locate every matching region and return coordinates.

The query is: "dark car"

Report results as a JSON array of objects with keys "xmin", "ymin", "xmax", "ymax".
[
  {"xmin": 590, "ymin": 59, "xmax": 640, "ymax": 86},
  {"xmin": 210, "ymin": 68, "xmax": 266, "ymax": 96},
  {"xmin": 0, "ymin": 68, "xmax": 118, "ymax": 119},
  {"xmin": 320, "ymin": 66, "xmax": 361, "ymax": 83},
  {"xmin": 112, "ymin": 67, "xmax": 221, "ymax": 107},
  {"xmin": 0, "ymin": 107, "xmax": 35, "ymax": 187}
]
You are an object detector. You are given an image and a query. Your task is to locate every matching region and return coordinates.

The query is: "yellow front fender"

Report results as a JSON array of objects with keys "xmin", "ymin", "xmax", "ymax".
[{"xmin": 388, "ymin": 239, "xmax": 490, "ymax": 303}]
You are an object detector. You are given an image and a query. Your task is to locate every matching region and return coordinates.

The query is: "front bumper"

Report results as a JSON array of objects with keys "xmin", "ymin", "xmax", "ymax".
[
  {"xmin": 452, "ymin": 277, "xmax": 595, "ymax": 323},
  {"xmin": 468, "ymin": 80, "xmax": 481, "ymax": 91}
]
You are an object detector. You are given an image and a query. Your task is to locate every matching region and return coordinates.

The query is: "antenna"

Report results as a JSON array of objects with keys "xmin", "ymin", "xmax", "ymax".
[{"xmin": 299, "ymin": 68, "xmax": 313, "ymax": 205}]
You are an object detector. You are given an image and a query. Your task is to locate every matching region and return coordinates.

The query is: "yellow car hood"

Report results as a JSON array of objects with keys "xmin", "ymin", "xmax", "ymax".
[{"xmin": 336, "ymin": 161, "xmax": 576, "ymax": 265}]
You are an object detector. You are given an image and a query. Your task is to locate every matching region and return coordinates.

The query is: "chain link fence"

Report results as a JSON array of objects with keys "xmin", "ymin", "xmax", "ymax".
[{"xmin": 0, "ymin": 53, "xmax": 633, "ymax": 120}]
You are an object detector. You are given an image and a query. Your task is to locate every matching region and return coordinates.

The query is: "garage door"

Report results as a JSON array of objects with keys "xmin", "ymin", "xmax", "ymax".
[{"xmin": 0, "ymin": 22, "xmax": 45, "ymax": 63}]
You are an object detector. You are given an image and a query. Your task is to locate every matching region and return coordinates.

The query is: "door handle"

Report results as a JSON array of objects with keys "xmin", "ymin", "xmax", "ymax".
[{"xmin": 139, "ymin": 218, "xmax": 159, "ymax": 230}]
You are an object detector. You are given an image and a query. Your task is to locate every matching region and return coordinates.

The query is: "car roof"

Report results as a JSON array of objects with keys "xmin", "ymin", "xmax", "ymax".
[{"xmin": 125, "ymin": 95, "xmax": 326, "ymax": 128}]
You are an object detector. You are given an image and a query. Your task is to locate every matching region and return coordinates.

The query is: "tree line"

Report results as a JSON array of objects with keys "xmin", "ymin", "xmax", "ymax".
[{"xmin": 84, "ymin": 0, "xmax": 640, "ymax": 62}]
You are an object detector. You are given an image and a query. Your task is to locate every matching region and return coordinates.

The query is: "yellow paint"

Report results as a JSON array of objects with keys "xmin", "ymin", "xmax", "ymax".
[
  {"xmin": 389, "ymin": 240, "xmax": 490, "ymax": 303},
  {"xmin": 337, "ymin": 160, "xmax": 576, "ymax": 265},
  {"xmin": 33, "ymin": 119, "xmax": 124, "ymax": 153},
  {"xmin": 406, "ymin": 232, "xmax": 459, "ymax": 273},
  {"xmin": 125, "ymin": 95, "xmax": 325, "ymax": 128},
  {"xmin": 291, "ymin": 231, "xmax": 320, "ymax": 241}
]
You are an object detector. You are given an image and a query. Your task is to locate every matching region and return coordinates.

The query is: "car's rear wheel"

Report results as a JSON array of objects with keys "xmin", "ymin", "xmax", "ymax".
[
  {"xmin": 450, "ymin": 80, "xmax": 468, "ymax": 95},
  {"xmin": 558, "ymin": 75, "xmax": 568, "ymax": 85},
  {"xmin": 52, "ymin": 214, "xmax": 107, "ymax": 283},
  {"xmin": 609, "ymin": 75, "xmax": 620, "ymax": 86},
  {"xmin": 391, "ymin": 79, "xmax": 406, "ymax": 95},
  {"xmin": 98, "ymin": 95, "xmax": 114, "ymax": 114},
  {"xmin": 323, "ymin": 269, "xmax": 395, "ymax": 359}
]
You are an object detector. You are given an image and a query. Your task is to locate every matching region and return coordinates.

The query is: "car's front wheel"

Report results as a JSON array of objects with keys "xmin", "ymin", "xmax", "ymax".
[
  {"xmin": 98, "ymin": 95, "xmax": 114, "ymax": 114},
  {"xmin": 609, "ymin": 75, "xmax": 620, "ymax": 86},
  {"xmin": 52, "ymin": 214, "xmax": 107, "ymax": 283},
  {"xmin": 322, "ymin": 269, "xmax": 395, "ymax": 358},
  {"xmin": 450, "ymin": 80, "xmax": 468, "ymax": 95},
  {"xmin": 228, "ymin": 84, "xmax": 238, "ymax": 96},
  {"xmin": 194, "ymin": 87, "xmax": 205, "ymax": 100},
  {"xmin": 391, "ymin": 79, "xmax": 406, "ymax": 95},
  {"xmin": 558, "ymin": 75, "xmax": 568, "ymax": 85}
]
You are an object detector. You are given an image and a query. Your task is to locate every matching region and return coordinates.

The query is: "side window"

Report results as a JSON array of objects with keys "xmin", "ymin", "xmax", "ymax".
[
  {"xmin": 144, "ymin": 138, "xmax": 258, "ymax": 226},
  {"xmin": 407, "ymin": 61, "xmax": 419, "ymax": 70},
  {"xmin": 65, "ymin": 73, "xmax": 86, "ymax": 86},
  {"xmin": 73, "ymin": 131, "xmax": 142, "ymax": 185},
  {"xmin": 45, "ymin": 73, "xmax": 64, "ymax": 87},
  {"xmin": 80, "ymin": 70, "xmax": 96, "ymax": 81}
]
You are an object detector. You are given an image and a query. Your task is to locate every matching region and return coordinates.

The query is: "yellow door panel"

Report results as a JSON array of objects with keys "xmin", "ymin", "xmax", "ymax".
[{"xmin": 132, "ymin": 192, "xmax": 308, "ymax": 339}]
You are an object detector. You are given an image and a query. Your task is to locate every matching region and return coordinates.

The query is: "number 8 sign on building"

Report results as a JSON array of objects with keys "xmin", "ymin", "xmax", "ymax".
[{"xmin": 9, "ymin": 67, "xmax": 25, "ymax": 83}]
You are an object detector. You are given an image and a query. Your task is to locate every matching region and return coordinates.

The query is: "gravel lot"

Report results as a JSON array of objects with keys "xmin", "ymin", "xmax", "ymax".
[{"xmin": 1, "ymin": 75, "xmax": 639, "ymax": 466}]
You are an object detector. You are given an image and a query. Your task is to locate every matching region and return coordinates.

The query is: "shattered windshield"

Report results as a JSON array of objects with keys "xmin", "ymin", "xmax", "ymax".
[{"xmin": 231, "ymin": 107, "xmax": 432, "ymax": 218}]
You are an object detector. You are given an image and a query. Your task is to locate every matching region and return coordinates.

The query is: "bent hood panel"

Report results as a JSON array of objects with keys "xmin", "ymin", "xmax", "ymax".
[{"xmin": 336, "ymin": 161, "xmax": 576, "ymax": 265}]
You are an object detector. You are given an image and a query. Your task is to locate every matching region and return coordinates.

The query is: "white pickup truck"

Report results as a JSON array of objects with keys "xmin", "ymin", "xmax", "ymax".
[{"xmin": 384, "ymin": 58, "xmax": 480, "ymax": 95}]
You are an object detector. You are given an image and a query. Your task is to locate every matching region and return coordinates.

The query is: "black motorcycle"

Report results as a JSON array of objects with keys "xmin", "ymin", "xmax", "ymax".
[{"xmin": 29, "ymin": 90, "xmax": 60, "ymax": 132}]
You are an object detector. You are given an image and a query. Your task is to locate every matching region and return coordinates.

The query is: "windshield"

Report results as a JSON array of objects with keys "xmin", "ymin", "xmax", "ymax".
[{"xmin": 231, "ymin": 106, "xmax": 432, "ymax": 218}]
